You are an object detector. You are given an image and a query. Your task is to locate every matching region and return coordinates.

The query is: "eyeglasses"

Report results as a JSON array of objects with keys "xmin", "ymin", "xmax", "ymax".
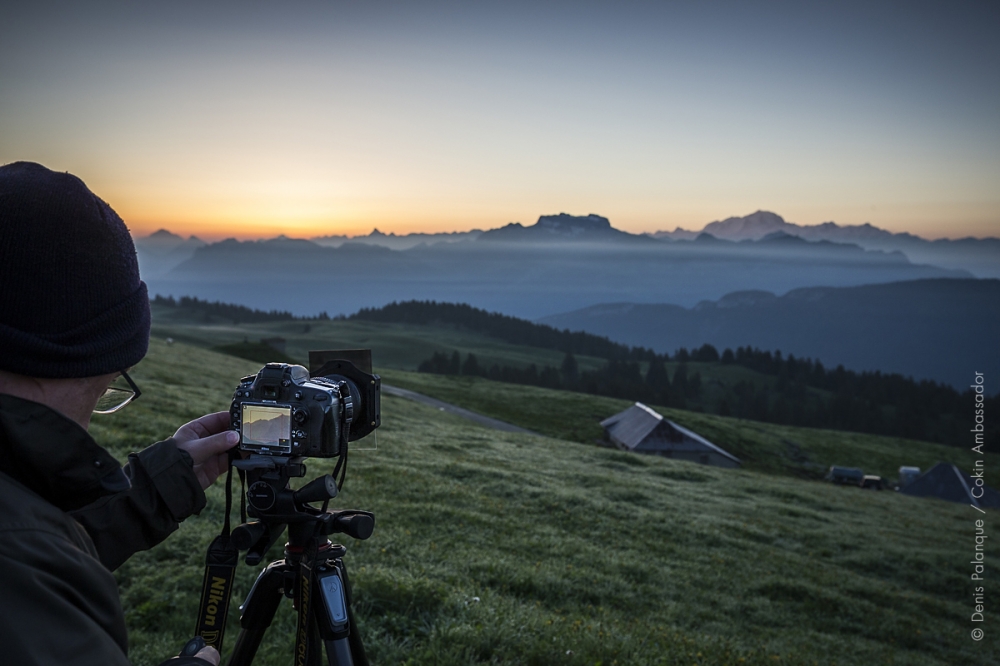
[{"xmin": 93, "ymin": 370, "xmax": 142, "ymax": 415}]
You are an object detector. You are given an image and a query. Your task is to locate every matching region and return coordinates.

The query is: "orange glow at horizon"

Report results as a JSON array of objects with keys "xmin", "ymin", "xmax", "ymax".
[
  {"xmin": 3, "ymin": 3, "xmax": 999, "ymax": 246},
  {"xmin": 124, "ymin": 217, "xmax": 484, "ymax": 242},
  {"xmin": 121, "ymin": 209, "xmax": 1000, "ymax": 243}
]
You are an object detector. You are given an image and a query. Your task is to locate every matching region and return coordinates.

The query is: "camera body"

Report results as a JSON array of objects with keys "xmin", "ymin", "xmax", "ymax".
[
  {"xmin": 230, "ymin": 363, "xmax": 348, "ymax": 457},
  {"xmin": 230, "ymin": 357, "xmax": 381, "ymax": 459}
]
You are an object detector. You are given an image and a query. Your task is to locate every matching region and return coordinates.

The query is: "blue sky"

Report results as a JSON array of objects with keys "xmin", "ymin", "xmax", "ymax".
[{"xmin": 1, "ymin": 1, "xmax": 997, "ymax": 239}]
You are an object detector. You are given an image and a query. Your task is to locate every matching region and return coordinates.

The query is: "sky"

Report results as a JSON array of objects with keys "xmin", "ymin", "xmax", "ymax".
[{"xmin": 1, "ymin": 1, "xmax": 998, "ymax": 241}]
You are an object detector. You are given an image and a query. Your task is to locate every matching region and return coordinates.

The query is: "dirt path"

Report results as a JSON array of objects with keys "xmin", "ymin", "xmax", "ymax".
[{"xmin": 382, "ymin": 384, "xmax": 541, "ymax": 436}]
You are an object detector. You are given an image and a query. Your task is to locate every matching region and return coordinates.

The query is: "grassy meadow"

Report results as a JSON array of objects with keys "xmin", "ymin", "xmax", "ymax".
[
  {"xmin": 149, "ymin": 304, "xmax": 612, "ymax": 374},
  {"xmin": 376, "ymin": 370, "xmax": 995, "ymax": 482},
  {"xmin": 155, "ymin": 303, "xmax": 984, "ymax": 452},
  {"xmin": 87, "ymin": 337, "xmax": 997, "ymax": 665},
  {"xmin": 149, "ymin": 303, "xmax": 808, "ymax": 407}
]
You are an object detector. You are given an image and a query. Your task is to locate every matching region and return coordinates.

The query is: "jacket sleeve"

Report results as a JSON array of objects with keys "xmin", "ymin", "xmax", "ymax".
[
  {"xmin": 70, "ymin": 438, "xmax": 207, "ymax": 571},
  {"xmin": 0, "ymin": 527, "xmax": 132, "ymax": 666}
]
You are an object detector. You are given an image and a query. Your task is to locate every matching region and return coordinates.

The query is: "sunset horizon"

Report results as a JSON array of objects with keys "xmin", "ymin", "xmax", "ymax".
[
  {"xmin": 121, "ymin": 207, "xmax": 998, "ymax": 244},
  {"xmin": 3, "ymin": 2, "xmax": 997, "ymax": 244}
]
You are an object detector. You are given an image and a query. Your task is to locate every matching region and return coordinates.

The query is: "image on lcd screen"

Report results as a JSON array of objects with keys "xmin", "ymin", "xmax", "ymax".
[{"xmin": 242, "ymin": 404, "xmax": 291, "ymax": 450}]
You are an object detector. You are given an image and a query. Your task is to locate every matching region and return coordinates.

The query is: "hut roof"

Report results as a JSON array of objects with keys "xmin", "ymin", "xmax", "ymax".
[
  {"xmin": 902, "ymin": 462, "xmax": 1000, "ymax": 508},
  {"xmin": 600, "ymin": 402, "xmax": 662, "ymax": 448},
  {"xmin": 600, "ymin": 402, "xmax": 740, "ymax": 464}
]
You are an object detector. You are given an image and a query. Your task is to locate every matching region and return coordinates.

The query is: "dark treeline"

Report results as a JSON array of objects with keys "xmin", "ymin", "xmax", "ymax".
[
  {"xmin": 418, "ymin": 348, "xmax": 998, "ymax": 450},
  {"xmin": 151, "ymin": 294, "xmax": 332, "ymax": 324},
  {"xmin": 153, "ymin": 296, "xmax": 995, "ymax": 448},
  {"xmin": 352, "ymin": 300, "xmax": 655, "ymax": 361},
  {"xmin": 360, "ymin": 301, "xmax": 993, "ymax": 446}
]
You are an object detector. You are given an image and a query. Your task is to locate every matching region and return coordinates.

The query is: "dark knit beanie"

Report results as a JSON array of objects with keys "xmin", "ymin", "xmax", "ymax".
[{"xmin": 0, "ymin": 161, "xmax": 150, "ymax": 378}]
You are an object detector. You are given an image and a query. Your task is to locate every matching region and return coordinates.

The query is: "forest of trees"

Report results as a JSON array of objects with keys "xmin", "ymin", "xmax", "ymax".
[
  {"xmin": 391, "ymin": 301, "xmax": 995, "ymax": 449},
  {"xmin": 151, "ymin": 294, "xmax": 330, "ymax": 324},
  {"xmin": 352, "ymin": 300, "xmax": 656, "ymax": 361},
  {"xmin": 418, "ymin": 347, "xmax": 997, "ymax": 449},
  {"xmin": 153, "ymin": 296, "xmax": 996, "ymax": 449},
  {"xmin": 366, "ymin": 301, "xmax": 984, "ymax": 445}
]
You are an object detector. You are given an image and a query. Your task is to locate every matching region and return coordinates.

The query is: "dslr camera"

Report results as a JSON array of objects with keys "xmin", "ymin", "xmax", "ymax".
[{"xmin": 229, "ymin": 351, "xmax": 380, "ymax": 458}]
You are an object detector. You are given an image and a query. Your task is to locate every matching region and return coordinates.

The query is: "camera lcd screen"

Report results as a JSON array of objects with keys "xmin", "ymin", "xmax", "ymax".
[{"xmin": 241, "ymin": 404, "xmax": 292, "ymax": 454}]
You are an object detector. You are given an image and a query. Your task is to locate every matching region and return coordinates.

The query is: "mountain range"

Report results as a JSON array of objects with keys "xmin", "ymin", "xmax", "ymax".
[
  {"xmin": 653, "ymin": 210, "xmax": 999, "ymax": 278},
  {"xmin": 136, "ymin": 211, "xmax": 998, "ymax": 283},
  {"xmin": 311, "ymin": 228, "xmax": 482, "ymax": 251},
  {"xmin": 136, "ymin": 214, "xmax": 971, "ymax": 320}
]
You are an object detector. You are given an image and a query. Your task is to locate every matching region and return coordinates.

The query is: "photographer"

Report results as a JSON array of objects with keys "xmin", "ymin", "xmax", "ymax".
[{"xmin": 0, "ymin": 162, "xmax": 235, "ymax": 665}]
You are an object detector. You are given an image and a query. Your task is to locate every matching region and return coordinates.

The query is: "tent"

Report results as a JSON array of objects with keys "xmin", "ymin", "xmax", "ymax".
[
  {"xmin": 901, "ymin": 462, "xmax": 1000, "ymax": 509},
  {"xmin": 600, "ymin": 402, "xmax": 740, "ymax": 468}
]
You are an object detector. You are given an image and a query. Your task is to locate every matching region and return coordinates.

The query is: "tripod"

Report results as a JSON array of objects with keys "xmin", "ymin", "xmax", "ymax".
[{"xmin": 224, "ymin": 457, "xmax": 374, "ymax": 666}]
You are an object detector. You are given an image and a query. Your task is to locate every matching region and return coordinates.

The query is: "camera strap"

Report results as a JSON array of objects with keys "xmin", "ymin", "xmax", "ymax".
[
  {"xmin": 194, "ymin": 465, "xmax": 241, "ymax": 651},
  {"xmin": 294, "ymin": 541, "xmax": 321, "ymax": 665},
  {"xmin": 332, "ymin": 424, "xmax": 350, "ymax": 491},
  {"xmin": 332, "ymin": 447, "xmax": 348, "ymax": 491}
]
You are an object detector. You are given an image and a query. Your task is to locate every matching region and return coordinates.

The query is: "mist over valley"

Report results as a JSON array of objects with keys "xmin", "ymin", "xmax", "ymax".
[{"xmin": 137, "ymin": 212, "xmax": 984, "ymax": 322}]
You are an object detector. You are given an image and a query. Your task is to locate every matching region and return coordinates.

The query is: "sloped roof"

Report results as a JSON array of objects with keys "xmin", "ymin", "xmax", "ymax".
[
  {"xmin": 901, "ymin": 462, "xmax": 1000, "ymax": 508},
  {"xmin": 600, "ymin": 402, "xmax": 740, "ymax": 464},
  {"xmin": 600, "ymin": 402, "xmax": 662, "ymax": 449},
  {"xmin": 667, "ymin": 419, "xmax": 741, "ymax": 464}
]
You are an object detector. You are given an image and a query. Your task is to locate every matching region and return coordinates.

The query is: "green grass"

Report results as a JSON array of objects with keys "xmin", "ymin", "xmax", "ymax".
[
  {"xmin": 151, "ymin": 304, "xmax": 610, "ymax": 374},
  {"xmin": 377, "ymin": 370, "xmax": 996, "ymax": 482},
  {"xmin": 88, "ymin": 338, "xmax": 998, "ymax": 665},
  {"xmin": 211, "ymin": 341, "xmax": 299, "ymax": 365},
  {"xmin": 149, "ymin": 305, "xmax": 899, "ymax": 444}
]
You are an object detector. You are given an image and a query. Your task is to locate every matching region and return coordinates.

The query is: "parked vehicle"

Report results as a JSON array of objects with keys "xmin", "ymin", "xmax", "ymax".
[{"xmin": 826, "ymin": 466, "xmax": 865, "ymax": 486}]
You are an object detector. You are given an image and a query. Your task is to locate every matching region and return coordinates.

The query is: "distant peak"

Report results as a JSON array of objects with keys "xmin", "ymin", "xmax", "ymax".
[
  {"xmin": 148, "ymin": 229, "xmax": 181, "ymax": 239},
  {"xmin": 536, "ymin": 213, "xmax": 612, "ymax": 231},
  {"xmin": 476, "ymin": 213, "xmax": 652, "ymax": 244}
]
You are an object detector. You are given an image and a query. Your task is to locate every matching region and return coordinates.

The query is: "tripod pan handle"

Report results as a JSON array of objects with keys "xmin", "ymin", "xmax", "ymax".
[
  {"xmin": 231, "ymin": 521, "xmax": 268, "ymax": 551},
  {"xmin": 328, "ymin": 510, "xmax": 375, "ymax": 540},
  {"xmin": 294, "ymin": 474, "xmax": 339, "ymax": 505}
]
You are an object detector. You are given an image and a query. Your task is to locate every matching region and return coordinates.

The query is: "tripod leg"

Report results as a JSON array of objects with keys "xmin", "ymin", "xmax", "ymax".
[
  {"xmin": 344, "ymin": 603, "xmax": 368, "ymax": 666},
  {"xmin": 323, "ymin": 636, "xmax": 354, "ymax": 666},
  {"xmin": 317, "ymin": 559, "xmax": 367, "ymax": 666},
  {"xmin": 341, "ymin": 560, "xmax": 368, "ymax": 666},
  {"xmin": 227, "ymin": 561, "xmax": 288, "ymax": 666}
]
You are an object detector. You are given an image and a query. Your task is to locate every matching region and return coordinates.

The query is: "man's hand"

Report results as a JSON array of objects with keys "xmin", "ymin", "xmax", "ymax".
[
  {"xmin": 193, "ymin": 646, "xmax": 220, "ymax": 665},
  {"xmin": 168, "ymin": 636, "xmax": 220, "ymax": 666},
  {"xmin": 173, "ymin": 412, "xmax": 239, "ymax": 490}
]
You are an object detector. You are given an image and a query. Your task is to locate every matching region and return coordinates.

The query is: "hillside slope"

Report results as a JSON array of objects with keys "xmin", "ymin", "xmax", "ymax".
[
  {"xmin": 539, "ymin": 278, "xmax": 1000, "ymax": 390},
  {"xmin": 378, "ymin": 369, "xmax": 995, "ymax": 481},
  {"xmin": 153, "ymin": 300, "xmax": 992, "ymax": 449},
  {"xmin": 90, "ymin": 339, "xmax": 997, "ymax": 665}
]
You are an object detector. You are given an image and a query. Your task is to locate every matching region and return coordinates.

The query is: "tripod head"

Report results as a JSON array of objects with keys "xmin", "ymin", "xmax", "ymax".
[{"xmin": 231, "ymin": 455, "xmax": 374, "ymax": 565}]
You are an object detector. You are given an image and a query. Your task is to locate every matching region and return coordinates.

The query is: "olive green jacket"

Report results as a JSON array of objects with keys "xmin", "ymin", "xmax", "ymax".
[{"xmin": 0, "ymin": 393, "xmax": 208, "ymax": 665}]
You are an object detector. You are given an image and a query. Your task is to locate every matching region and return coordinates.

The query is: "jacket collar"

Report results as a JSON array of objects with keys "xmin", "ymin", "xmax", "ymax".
[{"xmin": 0, "ymin": 393, "xmax": 130, "ymax": 512}]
